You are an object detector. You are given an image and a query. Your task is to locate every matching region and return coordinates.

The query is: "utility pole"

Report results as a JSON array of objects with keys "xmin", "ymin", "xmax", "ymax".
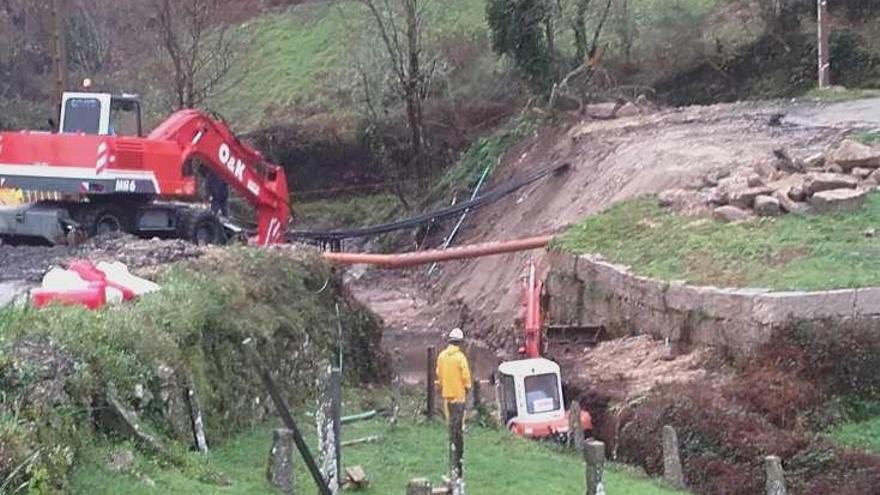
[
  {"xmin": 817, "ymin": 0, "xmax": 831, "ymax": 88},
  {"xmin": 50, "ymin": 0, "xmax": 69, "ymax": 114}
]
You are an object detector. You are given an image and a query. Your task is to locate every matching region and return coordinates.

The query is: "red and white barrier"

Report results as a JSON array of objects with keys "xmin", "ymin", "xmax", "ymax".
[{"xmin": 31, "ymin": 260, "xmax": 160, "ymax": 310}]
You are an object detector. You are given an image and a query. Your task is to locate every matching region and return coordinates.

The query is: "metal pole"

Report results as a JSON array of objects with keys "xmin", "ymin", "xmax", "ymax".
[
  {"xmin": 426, "ymin": 346, "xmax": 436, "ymax": 418},
  {"xmin": 242, "ymin": 339, "xmax": 333, "ymax": 495},
  {"xmin": 334, "ymin": 303, "xmax": 344, "ymax": 371},
  {"xmin": 427, "ymin": 162, "xmax": 493, "ymax": 276},
  {"xmin": 818, "ymin": 0, "xmax": 831, "ymax": 88}
]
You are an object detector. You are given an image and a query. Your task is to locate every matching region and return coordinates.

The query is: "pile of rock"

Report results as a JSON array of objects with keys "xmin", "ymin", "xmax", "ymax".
[{"xmin": 658, "ymin": 138, "xmax": 880, "ymax": 222}]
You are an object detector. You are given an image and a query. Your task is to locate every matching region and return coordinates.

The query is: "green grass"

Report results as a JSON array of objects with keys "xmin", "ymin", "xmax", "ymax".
[
  {"xmin": 802, "ymin": 87, "xmax": 880, "ymax": 103},
  {"xmin": 214, "ymin": 0, "xmax": 488, "ymax": 131},
  {"xmin": 556, "ymin": 194, "xmax": 880, "ymax": 290},
  {"xmin": 71, "ymin": 415, "xmax": 685, "ymax": 495},
  {"xmin": 831, "ymin": 417, "xmax": 880, "ymax": 453},
  {"xmin": 855, "ymin": 130, "xmax": 880, "ymax": 145}
]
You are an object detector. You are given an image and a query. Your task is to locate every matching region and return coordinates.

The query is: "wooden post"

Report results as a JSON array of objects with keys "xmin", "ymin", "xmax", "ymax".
[
  {"xmin": 426, "ymin": 346, "xmax": 436, "ymax": 418},
  {"xmin": 406, "ymin": 478, "xmax": 432, "ymax": 495},
  {"xmin": 317, "ymin": 365, "xmax": 342, "ymax": 495},
  {"xmin": 817, "ymin": 0, "xmax": 831, "ymax": 88},
  {"xmin": 391, "ymin": 347, "xmax": 401, "ymax": 429},
  {"xmin": 662, "ymin": 425, "xmax": 686, "ymax": 489},
  {"xmin": 330, "ymin": 368, "xmax": 342, "ymax": 492},
  {"xmin": 267, "ymin": 428, "xmax": 296, "ymax": 494},
  {"xmin": 469, "ymin": 345, "xmax": 480, "ymax": 410},
  {"xmin": 568, "ymin": 400, "xmax": 584, "ymax": 453},
  {"xmin": 584, "ymin": 440, "xmax": 606, "ymax": 495},
  {"xmin": 765, "ymin": 456, "xmax": 787, "ymax": 495}
]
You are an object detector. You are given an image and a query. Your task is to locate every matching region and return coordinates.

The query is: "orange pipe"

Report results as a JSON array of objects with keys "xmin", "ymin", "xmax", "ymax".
[{"xmin": 322, "ymin": 235, "xmax": 553, "ymax": 268}]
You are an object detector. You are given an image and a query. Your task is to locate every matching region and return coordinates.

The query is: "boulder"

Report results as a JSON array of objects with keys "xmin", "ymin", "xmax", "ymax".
[
  {"xmin": 747, "ymin": 174, "xmax": 765, "ymax": 187},
  {"xmin": 805, "ymin": 173, "xmax": 858, "ymax": 196},
  {"xmin": 852, "ymin": 167, "xmax": 874, "ymax": 179},
  {"xmin": 805, "ymin": 153, "xmax": 826, "ymax": 169},
  {"xmin": 808, "ymin": 188, "xmax": 868, "ymax": 214},
  {"xmin": 714, "ymin": 206, "xmax": 754, "ymax": 223},
  {"xmin": 788, "ymin": 184, "xmax": 806, "ymax": 202},
  {"xmin": 774, "ymin": 189, "xmax": 808, "ymax": 214},
  {"xmin": 754, "ymin": 195, "xmax": 782, "ymax": 216},
  {"xmin": 828, "ymin": 139, "xmax": 880, "ymax": 171},
  {"xmin": 728, "ymin": 186, "xmax": 774, "ymax": 209},
  {"xmin": 772, "ymin": 149, "xmax": 805, "ymax": 173}
]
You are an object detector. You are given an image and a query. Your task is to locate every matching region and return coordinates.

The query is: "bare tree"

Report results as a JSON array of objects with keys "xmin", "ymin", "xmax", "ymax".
[
  {"xmin": 152, "ymin": 0, "xmax": 238, "ymax": 109},
  {"xmin": 356, "ymin": 0, "xmax": 434, "ymax": 179}
]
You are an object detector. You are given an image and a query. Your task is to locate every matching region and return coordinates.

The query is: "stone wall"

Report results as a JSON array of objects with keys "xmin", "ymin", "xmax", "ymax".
[{"xmin": 545, "ymin": 249, "xmax": 880, "ymax": 355}]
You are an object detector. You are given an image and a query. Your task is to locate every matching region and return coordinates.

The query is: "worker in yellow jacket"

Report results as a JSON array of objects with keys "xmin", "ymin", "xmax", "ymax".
[{"xmin": 435, "ymin": 327, "xmax": 471, "ymax": 481}]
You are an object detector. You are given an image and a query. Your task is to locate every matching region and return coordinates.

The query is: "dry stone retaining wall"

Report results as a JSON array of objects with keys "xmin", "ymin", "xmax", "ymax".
[{"xmin": 546, "ymin": 250, "xmax": 880, "ymax": 355}]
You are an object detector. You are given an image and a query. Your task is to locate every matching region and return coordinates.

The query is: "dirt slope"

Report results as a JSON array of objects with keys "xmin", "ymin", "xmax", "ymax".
[{"xmin": 430, "ymin": 102, "xmax": 845, "ymax": 343}]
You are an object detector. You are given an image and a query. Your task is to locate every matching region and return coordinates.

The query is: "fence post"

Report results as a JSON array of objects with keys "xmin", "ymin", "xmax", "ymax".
[
  {"xmin": 391, "ymin": 347, "xmax": 401, "ymax": 429},
  {"xmin": 765, "ymin": 455, "xmax": 787, "ymax": 495},
  {"xmin": 662, "ymin": 425, "xmax": 686, "ymax": 489},
  {"xmin": 584, "ymin": 440, "xmax": 605, "ymax": 495},
  {"xmin": 568, "ymin": 400, "xmax": 584, "ymax": 453},
  {"xmin": 267, "ymin": 428, "xmax": 296, "ymax": 494},
  {"xmin": 406, "ymin": 478, "xmax": 432, "ymax": 495},
  {"xmin": 426, "ymin": 346, "xmax": 436, "ymax": 419},
  {"xmin": 316, "ymin": 364, "xmax": 341, "ymax": 495}
]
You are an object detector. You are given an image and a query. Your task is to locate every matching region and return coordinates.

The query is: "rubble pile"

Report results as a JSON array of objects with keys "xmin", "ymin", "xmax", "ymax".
[
  {"xmin": 658, "ymin": 138, "xmax": 880, "ymax": 221},
  {"xmin": 0, "ymin": 234, "xmax": 206, "ymax": 282}
]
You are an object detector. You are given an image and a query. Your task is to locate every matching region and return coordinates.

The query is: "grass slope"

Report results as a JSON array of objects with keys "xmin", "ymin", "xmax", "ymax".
[
  {"xmin": 831, "ymin": 417, "xmax": 880, "ymax": 454},
  {"xmin": 215, "ymin": 0, "xmax": 488, "ymax": 131},
  {"xmin": 557, "ymin": 194, "xmax": 880, "ymax": 290},
  {"xmin": 71, "ymin": 415, "xmax": 685, "ymax": 495}
]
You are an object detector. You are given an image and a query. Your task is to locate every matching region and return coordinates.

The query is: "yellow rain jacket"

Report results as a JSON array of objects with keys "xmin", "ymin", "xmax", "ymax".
[{"xmin": 435, "ymin": 344, "xmax": 472, "ymax": 403}]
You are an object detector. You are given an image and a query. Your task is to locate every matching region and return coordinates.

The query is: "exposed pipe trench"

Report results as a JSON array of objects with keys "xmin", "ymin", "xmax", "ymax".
[{"xmin": 322, "ymin": 235, "xmax": 552, "ymax": 268}]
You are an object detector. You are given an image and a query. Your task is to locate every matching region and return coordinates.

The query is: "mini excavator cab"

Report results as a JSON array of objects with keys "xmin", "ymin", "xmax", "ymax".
[{"xmin": 59, "ymin": 92, "xmax": 143, "ymax": 137}]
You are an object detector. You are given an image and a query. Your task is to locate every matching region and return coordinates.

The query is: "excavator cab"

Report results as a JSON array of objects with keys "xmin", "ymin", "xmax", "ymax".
[
  {"xmin": 59, "ymin": 92, "xmax": 143, "ymax": 136},
  {"xmin": 497, "ymin": 358, "xmax": 578, "ymax": 439}
]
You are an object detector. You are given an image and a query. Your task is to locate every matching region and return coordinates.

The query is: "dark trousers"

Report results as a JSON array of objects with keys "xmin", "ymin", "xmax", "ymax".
[{"xmin": 447, "ymin": 401, "xmax": 465, "ymax": 480}]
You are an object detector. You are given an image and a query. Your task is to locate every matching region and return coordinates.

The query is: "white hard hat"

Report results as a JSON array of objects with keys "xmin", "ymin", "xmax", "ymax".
[{"xmin": 448, "ymin": 328, "xmax": 464, "ymax": 341}]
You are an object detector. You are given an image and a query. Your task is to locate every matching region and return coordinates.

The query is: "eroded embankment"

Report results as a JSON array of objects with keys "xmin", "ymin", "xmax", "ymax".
[{"xmin": 0, "ymin": 247, "xmax": 385, "ymax": 491}]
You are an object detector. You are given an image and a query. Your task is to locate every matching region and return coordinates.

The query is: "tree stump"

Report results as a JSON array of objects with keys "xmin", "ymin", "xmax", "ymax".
[
  {"xmin": 662, "ymin": 425, "xmax": 686, "ymax": 489},
  {"xmin": 267, "ymin": 428, "xmax": 295, "ymax": 494}
]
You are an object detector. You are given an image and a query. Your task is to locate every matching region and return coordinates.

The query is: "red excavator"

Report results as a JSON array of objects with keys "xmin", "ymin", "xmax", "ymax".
[
  {"xmin": 495, "ymin": 261, "xmax": 592, "ymax": 441},
  {"xmin": 0, "ymin": 89, "xmax": 289, "ymax": 245}
]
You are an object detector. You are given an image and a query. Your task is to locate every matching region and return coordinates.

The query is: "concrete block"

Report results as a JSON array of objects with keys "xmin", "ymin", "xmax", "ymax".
[
  {"xmin": 547, "ymin": 249, "xmax": 578, "ymax": 276},
  {"xmin": 855, "ymin": 288, "xmax": 880, "ymax": 316},
  {"xmin": 699, "ymin": 287, "xmax": 769, "ymax": 320},
  {"xmin": 664, "ymin": 284, "xmax": 710, "ymax": 313},
  {"xmin": 752, "ymin": 290, "xmax": 856, "ymax": 324},
  {"xmin": 622, "ymin": 275, "xmax": 669, "ymax": 310},
  {"xmin": 576, "ymin": 255, "xmax": 603, "ymax": 283}
]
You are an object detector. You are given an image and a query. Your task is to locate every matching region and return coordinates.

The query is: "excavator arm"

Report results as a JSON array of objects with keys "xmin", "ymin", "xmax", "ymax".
[{"xmin": 148, "ymin": 110, "xmax": 290, "ymax": 245}]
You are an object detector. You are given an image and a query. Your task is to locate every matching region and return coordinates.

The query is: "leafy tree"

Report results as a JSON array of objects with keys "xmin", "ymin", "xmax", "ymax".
[{"xmin": 486, "ymin": 0, "xmax": 553, "ymax": 91}]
